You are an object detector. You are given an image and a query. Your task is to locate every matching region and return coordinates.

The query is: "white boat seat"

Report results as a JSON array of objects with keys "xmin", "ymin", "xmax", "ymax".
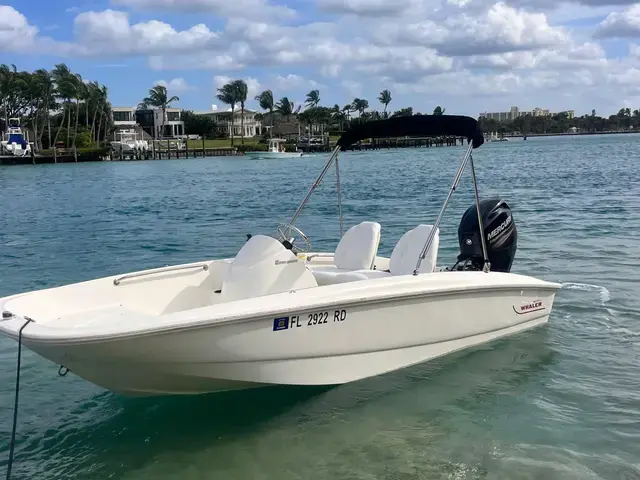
[
  {"xmin": 329, "ymin": 224, "xmax": 440, "ymax": 284},
  {"xmin": 311, "ymin": 221, "xmax": 381, "ymax": 285}
]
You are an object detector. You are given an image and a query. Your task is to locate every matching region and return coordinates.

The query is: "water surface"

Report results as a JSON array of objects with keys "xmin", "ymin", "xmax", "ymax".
[{"xmin": 1, "ymin": 134, "xmax": 639, "ymax": 479}]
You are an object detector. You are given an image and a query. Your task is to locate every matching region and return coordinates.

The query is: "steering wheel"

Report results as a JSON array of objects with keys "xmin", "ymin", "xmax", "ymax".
[{"xmin": 276, "ymin": 223, "xmax": 312, "ymax": 253}]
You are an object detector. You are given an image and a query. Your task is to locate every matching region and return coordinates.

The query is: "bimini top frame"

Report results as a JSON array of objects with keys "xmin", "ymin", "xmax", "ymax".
[{"xmin": 286, "ymin": 114, "xmax": 488, "ymax": 274}]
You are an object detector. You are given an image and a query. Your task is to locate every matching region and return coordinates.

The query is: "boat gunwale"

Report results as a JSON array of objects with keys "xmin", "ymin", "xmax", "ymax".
[{"xmin": 0, "ymin": 273, "xmax": 560, "ymax": 345}]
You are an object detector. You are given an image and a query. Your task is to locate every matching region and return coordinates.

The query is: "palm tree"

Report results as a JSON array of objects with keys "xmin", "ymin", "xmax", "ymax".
[
  {"xmin": 378, "ymin": 89, "xmax": 392, "ymax": 118},
  {"xmin": 86, "ymin": 81, "xmax": 101, "ymax": 145},
  {"xmin": 305, "ymin": 89, "xmax": 320, "ymax": 108},
  {"xmin": 95, "ymin": 85, "xmax": 110, "ymax": 147},
  {"xmin": 275, "ymin": 97, "xmax": 300, "ymax": 122},
  {"xmin": 71, "ymin": 73, "xmax": 85, "ymax": 159},
  {"xmin": 331, "ymin": 104, "xmax": 345, "ymax": 130},
  {"xmin": 0, "ymin": 64, "xmax": 20, "ymax": 130},
  {"xmin": 232, "ymin": 79, "xmax": 248, "ymax": 145},
  {"xmin": 25, "ymin": 71, "xmax": 48, "ymax": 152},
  {"xmin": 51, "ymin": 63, "xmax": 74, "ymax": 154},
  {"xmin": 255, "ymin": 89, "xmax": 275, "ymax": 138},
  {"xmin": 33, "ymin": 69, "xmax": 54, "ymax": 149},
  {"xmin": 304, "ymin": 90, "xmax": 321, "ymax": 135},
  {"xmin": 216, "ymin": 83, "xmax": 237, "ymax": 145},
  {"xmin": 342, "ymin": 104, "xmax": 352, "ymax": 124},
  {"xmin": 142, "ymin": 84, "xmax": 180, "ymax": 139},
  {"xmin": 351, "ymin": 98, "xmax": 369, "ymax": 121}
]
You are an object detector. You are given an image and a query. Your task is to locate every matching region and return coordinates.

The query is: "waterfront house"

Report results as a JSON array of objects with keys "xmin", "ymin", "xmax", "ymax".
[
  {"xmin": 112, "ymin": 106, "xmax": 185, "ymax": 139},
  {"xmin": 112, "ymin": 107, "xmax": 137, "ymax": 127},
  {"xmin": 111, "ymin": 106, "xmax": 151, "ymax": 143},
  {"xmin": 196, "ymin": 107, "xmax": 263, "ymax": 138}
]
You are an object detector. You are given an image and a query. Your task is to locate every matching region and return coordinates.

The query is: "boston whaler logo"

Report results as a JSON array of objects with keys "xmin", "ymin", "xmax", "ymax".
[
  {"xmin": 512, "ymin": 300, "xmax": 545, "ymax": 315},
  {"xmin": 487, "ymin": 214, "xmax": 512, "ymax": 241},
  {"xmin": 275, "ymin": 259, "xmax": 299, "ymax": 265}
]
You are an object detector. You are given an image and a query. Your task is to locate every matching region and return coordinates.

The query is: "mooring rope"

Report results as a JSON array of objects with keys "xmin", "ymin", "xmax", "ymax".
[{"xmin": 5, "ymin": 317, "xmax": 33, "ymax": 480}]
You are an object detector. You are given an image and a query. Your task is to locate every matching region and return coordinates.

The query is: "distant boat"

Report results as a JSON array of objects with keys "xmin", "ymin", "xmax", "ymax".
[
  {"xmin": 1, "ymin": 118, "xmax": 31, "ymax": 157},
  {"xmin": 244, "ymin": 138, "xmax": 303, "ymax": 159}
]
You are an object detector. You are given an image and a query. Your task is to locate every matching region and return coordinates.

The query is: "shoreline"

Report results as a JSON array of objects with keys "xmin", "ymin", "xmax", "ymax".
[{"xmin": 506, "ymin": 130, "xmax": 638, "ymax": 138}]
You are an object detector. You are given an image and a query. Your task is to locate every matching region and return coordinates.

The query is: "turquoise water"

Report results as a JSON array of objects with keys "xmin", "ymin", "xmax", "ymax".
[{"xmin": 1, "ymin": 134, "xmax": 639, "ymax": 479}]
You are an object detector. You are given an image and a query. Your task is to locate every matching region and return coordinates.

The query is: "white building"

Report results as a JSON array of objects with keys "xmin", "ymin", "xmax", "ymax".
[
  {"xmin": 154, "ymin": 107, "xmax": 185, "ymax": 138},
  {"xmin": 197, "ymin": 106, "xmax": 263, "ymax": 138},
  {"xmin": 111, "ymin": 107, "xmax": 137, "ymax": 127},
  {"xmin": 111, "ymin": 106, "xmax": 185, "ymax": 138},
  {"xmin": 479, "ymin": 106, "xmax": 575, "ymax": 120}
]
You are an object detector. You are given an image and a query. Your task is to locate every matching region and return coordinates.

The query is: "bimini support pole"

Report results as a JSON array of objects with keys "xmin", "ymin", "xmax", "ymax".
[
  {"xmin": 413, "ymin": 140, "xmax": 475, "ymax": 275},
  {"xmin": 288, "ymin": 144, "xmax": 341, "ymax": 227},
  {"xmin": 469, "ymin": 153, "xmax": 490, "ymax": 272},
  {"xmin": 335, "ymin": 152, "xmax": 344, "ymax": 237}
]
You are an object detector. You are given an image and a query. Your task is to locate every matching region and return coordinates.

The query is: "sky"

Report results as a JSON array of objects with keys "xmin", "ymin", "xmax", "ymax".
[{"xmin": 2, "ymin": 0, "xmax": 640, "ymax": 117}]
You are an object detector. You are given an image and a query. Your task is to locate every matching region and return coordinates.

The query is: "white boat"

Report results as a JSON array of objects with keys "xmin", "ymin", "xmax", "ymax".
[
  {"xmin": 244, "ymin": 138, "xmax": 303, "ymax": 159},
  {"xmin": 0, "ymin": 115, "xmax": 560, "ymax": 397},
  {"xmin": 1, "ymin": 118, "xmax": 32, "ymax": 157},
  {"xmin": 110, "ymin": 129, "xmax": 149, "ymax": 154}
]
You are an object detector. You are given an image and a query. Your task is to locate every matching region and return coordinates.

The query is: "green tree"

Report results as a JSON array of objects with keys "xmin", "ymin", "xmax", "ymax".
[
  {"xmin": 378, "ymin": 89, "xmax": 392, "ymax": 118},
  {"xmin": 351, "ymin": 98, "xmax": 369, "ymax": 122},
  {"xmin": 141, "ymin": 84, "xmax": 180, "ymax": 138},
  {"xmin": 216, "ymin": 83, "xmax": 237, "ymax": 145},
  {"xmin": 255, "ymin": 89, "xmax": 275, "ymax": 138},
  {"xmin": 232, "ymin": 79, "xmax": 248, "ymax": 145},
  {"xmin": 275, "ymin": 97, "xmax": 300, "ymax": 122},
  {"xmin": 305, "ymin": 89, "xmax": 320, "ymax": 108},
  {"xmin": 391, "ymin": 107, "xmax": 413, "ymax": 117},
  {"xmin": 182, "ymin": 110, "xmax": 217, "ymax": 137}
]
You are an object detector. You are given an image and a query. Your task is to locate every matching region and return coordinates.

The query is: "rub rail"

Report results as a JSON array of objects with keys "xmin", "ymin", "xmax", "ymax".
[{"xmin": 113, "ymin": 263, "xmax": 209, "ymax": 286}]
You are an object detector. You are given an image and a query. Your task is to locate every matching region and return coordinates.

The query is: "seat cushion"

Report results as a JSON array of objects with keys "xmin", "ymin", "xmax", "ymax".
[
  {"xmin": 389, "ymin": 225, "xmax": 439, "ymax": 275},
  {"xmin": 311, "ymin": 266, "xmax": 342, "ymax": 285},
  {"xmin": 333, "ymin": 221, "xmax": 381, "ymax": 271}
]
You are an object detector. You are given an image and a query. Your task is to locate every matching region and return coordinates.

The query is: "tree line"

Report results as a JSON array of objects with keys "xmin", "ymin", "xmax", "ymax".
[
  {"xmin": 6, "ymin": 63, "xmax": 636, "ymax": 156},
  {"xmin": 0, "ymin": 63, "xmax": 111, "ymax": 159},
  {"xmin": 211, "ymin": 79, "xmax": 448, "ymax": 143},
  {"xmin": 478, "ymin": 108, "xmax": 640, "ymax": 136}
]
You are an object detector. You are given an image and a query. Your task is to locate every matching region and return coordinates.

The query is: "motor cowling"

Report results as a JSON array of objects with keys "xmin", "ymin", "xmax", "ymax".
[{"xmin": 455, "ymin": 198, "xmax": 517, "ymax": 273}]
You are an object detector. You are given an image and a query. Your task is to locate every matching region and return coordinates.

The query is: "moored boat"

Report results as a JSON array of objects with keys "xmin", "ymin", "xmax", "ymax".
[{"xmin": 0, "ymin": 114, "xmax": 560, "ymax": 397}]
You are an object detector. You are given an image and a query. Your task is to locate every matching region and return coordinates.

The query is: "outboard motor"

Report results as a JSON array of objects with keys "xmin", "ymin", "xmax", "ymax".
[{"xmin": 454, "ymin": 198, "xmax": 517, "ymax": 273}]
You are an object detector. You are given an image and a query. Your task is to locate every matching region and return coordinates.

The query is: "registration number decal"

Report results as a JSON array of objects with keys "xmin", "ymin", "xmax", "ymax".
[{"xmin": 272, "ymin": 309, "xmax": 347, "ymax": 331}]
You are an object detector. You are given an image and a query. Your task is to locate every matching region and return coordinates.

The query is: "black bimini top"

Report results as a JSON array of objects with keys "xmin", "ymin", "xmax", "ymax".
[{"xmin": 336, "ymin": 114, "xmax": 484, "ymax": 151}]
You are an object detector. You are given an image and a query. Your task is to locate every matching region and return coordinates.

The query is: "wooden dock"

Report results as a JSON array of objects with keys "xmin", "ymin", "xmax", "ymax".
[
  {"xmin": 336, "ymin": 136, "xmax": 465, "ymax": 151},
  {"xmin": 1, "ymin": 143, "xmax": 241, "ymax": 165},
  {"xmin": 1, "ymin": 136, "xmax": 467, "ymax": 166}
]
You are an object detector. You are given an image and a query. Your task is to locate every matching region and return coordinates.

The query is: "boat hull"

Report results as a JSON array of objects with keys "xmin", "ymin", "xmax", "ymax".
[{"xmin": 2, "ymin": 274, "xmax": 558, "ymax": 396}]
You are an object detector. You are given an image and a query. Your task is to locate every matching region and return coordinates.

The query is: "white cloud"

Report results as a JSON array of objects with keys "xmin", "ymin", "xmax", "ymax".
[
  {"xmin": 155, "ymin": 78, "xmax": 193, "ymax": 92},
  {"xmin": 376, "ymin": 3, "xmax": 567, "ymax": 56},
  {"xmin": 72, "ymin": 9, "xmax": 220, "ymax": 56},
  {"xmin": 0, "ymin": 6, "xmax": 39, "ymax": 52},
  {"xmin": 594, "ymin": 5, "xmax": 640, "ymax": 38},
  {"xmin": 463, "ymin": 41, "xmax": 607, "ymax": 70},
  {"xmin": 5, "ymin": 2, "xmax": 640, "ymax": 117},
  {"xmin": 273, "ymin": 74, "xmax": 322, "ymax": 90},
  {"xmin": 341, "ymin": 80, "xmax": 362, "ymax": 97},
  {"xmin": 317, "ymin": 0, "xmax": 423, "ymax": 17},
  {"xmin": 110, "ymin": 0, "xmax": 295, "ymax": 19},
  {"xmin": 148, "ymin": 54, "xmax": 241, "ymax": 71}
]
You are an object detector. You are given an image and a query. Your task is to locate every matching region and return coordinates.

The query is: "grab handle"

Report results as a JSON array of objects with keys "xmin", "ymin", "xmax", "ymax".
[{"xmin": 113, "ymin": 263, "xmax": 209, "ymax": 286}]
